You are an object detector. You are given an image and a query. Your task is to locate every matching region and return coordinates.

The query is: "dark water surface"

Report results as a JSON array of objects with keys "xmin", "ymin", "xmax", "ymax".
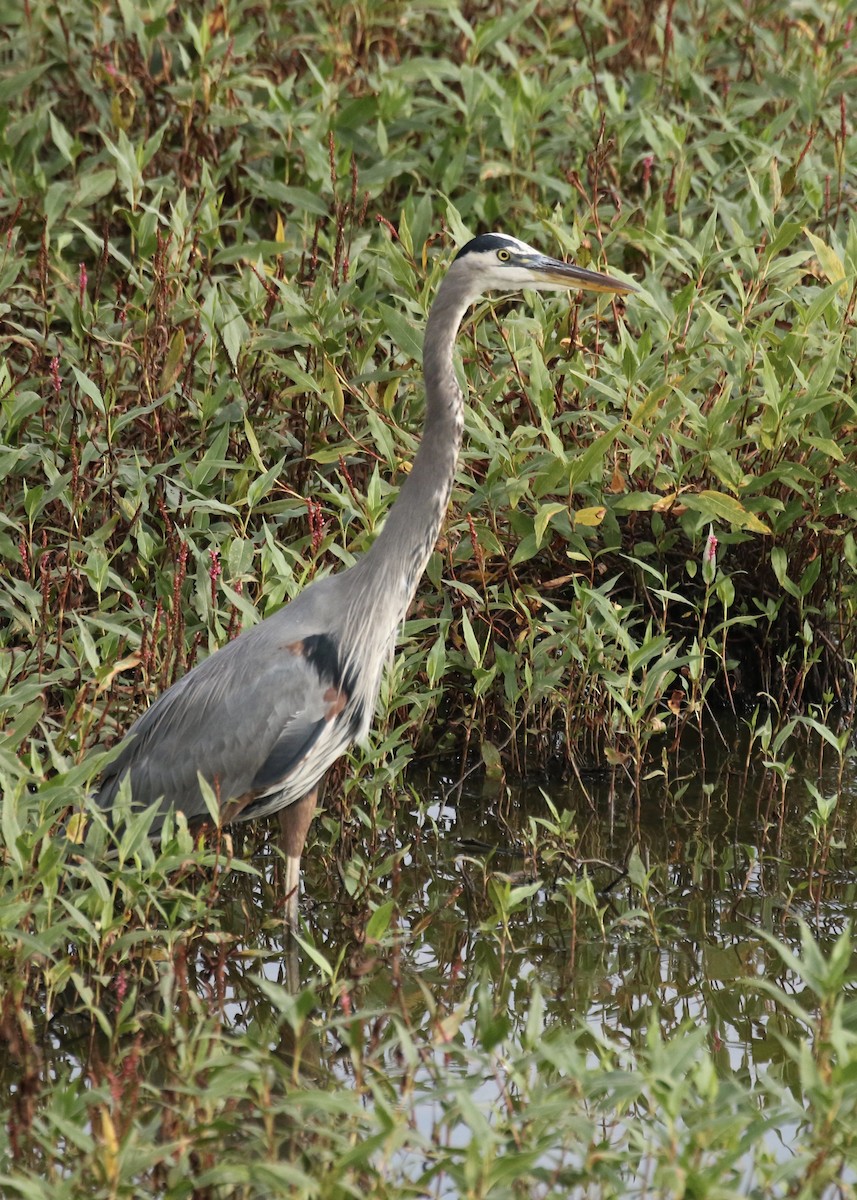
[
  {"xmin": 23, "ymin": 719, "xmax": 857, "ymax": 1196},
  {"xmin": 226, "ymin": 716, "xmax": 857, "ymax": 1065},
  {"xmin": 192, "ymin": 719, "xmax": 854, "ymax": 1194}
]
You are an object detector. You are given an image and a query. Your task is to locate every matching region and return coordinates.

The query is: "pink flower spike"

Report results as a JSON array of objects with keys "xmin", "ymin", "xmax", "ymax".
[
  {"xmin": 705, "ymin": 527, "xmax": 718, "ymax": 565},
  {"xmin": 208, "ymin": 548, "xmax": 221, "ymax": 606},
  {"xmin": 702, "ymin": 526, "xmax": 718, "ymax": 583},
  {"xmin": 78, "ymin": 262, "xmax": 88, "ymax": 305}
]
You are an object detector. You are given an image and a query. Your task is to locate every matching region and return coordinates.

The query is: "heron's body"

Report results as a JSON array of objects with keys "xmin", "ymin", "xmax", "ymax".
[{"xmin": 94, "ymin": 232, "xmax": 632, "ymax": 926}]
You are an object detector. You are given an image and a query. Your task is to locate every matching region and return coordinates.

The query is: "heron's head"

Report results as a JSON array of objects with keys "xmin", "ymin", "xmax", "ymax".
[{"xmin": 451, "ymin": 232, "xmax": 634, "ymax": 298}]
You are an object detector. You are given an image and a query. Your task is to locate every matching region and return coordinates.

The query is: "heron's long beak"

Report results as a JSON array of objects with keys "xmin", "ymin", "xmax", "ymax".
[{"xmin": 531, "ymin": 254, "xmax": 635, "ymax": 295}]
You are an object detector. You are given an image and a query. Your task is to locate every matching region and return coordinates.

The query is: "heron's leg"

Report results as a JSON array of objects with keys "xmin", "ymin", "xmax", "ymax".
[{"xmin": 277, "ymin": 787, "xmax": 318, "ymax": 931}]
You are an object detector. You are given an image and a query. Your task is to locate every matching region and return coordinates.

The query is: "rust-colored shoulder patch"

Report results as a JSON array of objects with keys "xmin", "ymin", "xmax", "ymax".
[
  {"xmin": 284, "ymin": 640, "xmax": 304, "ymax": 655},
  {"xmin": 323, "ymin": 686, "xmax": 347, "ymax": 721}
]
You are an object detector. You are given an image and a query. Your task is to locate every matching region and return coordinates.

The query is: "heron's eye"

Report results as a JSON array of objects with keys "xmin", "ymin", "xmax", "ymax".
[{"xmin": 497, "ymin": 248, "xmax": 511, "ymax": 262}]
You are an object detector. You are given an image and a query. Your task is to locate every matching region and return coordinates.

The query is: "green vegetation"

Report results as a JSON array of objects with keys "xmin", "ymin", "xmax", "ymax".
[{"xmin": 1, "ymin": 0, "xmax": 857, "ymax": 1196}]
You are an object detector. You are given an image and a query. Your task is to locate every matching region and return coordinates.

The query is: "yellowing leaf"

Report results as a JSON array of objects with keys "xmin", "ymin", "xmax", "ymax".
[
  {"xmin": 99, "ymin": 1108, "xmax": 120, "ymax": 1183},
  {"xmin": 365, "ymin": 899, "xmax": 395, "ymax": 942},
  {"xmin": 481, "ymin": 739, "xmax": 504, "ymax": 779},
  {"xmin": 572, "ymin": 505, "xmax": 606, "ymax": 527},
  {"xmin": 435, "ymin": 1003, "xmax": 468, "ymax": 1045},
  {"xmin": 95, "ymin": 653, "xmax": 142, "ymax": 694},
  {"xmin": 683, "ymin": 489, "xmax": 770, "ymax": 534},
  {"xmin": 65, "ymin": 812, "xmax": 88, "ymax": 844},
  {"xmin": 804, "ymin": 228, "xmax": 848, "ymax": 296},
  {"xmin": 604, "ymin": 746, "xmax": 630, "ymax": 766}
]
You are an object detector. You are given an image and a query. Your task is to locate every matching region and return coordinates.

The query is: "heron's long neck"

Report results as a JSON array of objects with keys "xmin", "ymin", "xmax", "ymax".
[{"xmin": 360, "ymin": 274, "xmax": 473, "ymax": 605}]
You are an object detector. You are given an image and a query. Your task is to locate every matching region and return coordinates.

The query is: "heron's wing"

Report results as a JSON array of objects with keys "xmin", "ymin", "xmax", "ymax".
[{"xmin": 94, "ymin": 616, "xmax": 352, "ymax": 827}]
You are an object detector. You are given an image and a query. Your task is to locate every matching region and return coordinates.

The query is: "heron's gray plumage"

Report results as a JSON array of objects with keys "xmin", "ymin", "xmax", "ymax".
[
  {"xmin": 93, "ymin": 232, "xmax": 633, "ymax": 926},
  {"xmin": 95, "ymin": 577, "xmax": 358, "ymax": 825}
]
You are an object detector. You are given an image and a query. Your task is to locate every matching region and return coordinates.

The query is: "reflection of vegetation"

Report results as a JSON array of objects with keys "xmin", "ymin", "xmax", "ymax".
[
  {"xmin": 2, "ymin": 757, "xmax": 857, "ymax": 1196},
  {"xmin": 2, "ymin": 0, "xmax": 857, "ymax": 1192}
]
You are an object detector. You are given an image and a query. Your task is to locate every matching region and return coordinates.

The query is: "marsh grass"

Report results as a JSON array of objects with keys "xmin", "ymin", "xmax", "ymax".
[
  {"xmin": 1, "ymin": 0, "xmax": 856, "ymax": 786},
  {"xmin": 2, "ymin": 736, "xmax": 857, "ymax": 1197},
  {"xmin": 2, "ymin": 0, "xmax": 857, "ymax": 1195}
]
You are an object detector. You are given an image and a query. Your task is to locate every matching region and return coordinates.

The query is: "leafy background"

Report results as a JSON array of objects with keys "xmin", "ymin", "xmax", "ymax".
[
  {"xmin": 1, "ymin": 0, "xmax": 857, "ymax": 1197},
  {"xmin": 2, "ymin": 0, "xmax": 855, "ymax": 785}
]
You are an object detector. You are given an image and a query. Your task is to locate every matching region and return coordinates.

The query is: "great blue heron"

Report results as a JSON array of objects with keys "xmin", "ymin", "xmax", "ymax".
[{"xmin": 94, "ymin": 232, "xmax": 633, "ymax": 927}]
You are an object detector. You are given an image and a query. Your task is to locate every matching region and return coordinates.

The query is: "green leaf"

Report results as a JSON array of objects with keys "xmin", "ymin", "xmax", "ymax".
[
  {"xmin": 0, "ymin": 62, "xmax": 51, "ymax": 102},
  {"xmin": 245, "ymin": 456, "xmax": 286, "ymax": 510},
  {"xmin": 426, "ymin": 635, "xmax": 447, "ymax": 686},
  {"xmin": 49, "ymin": 112, "xmax": 77, "ymax": 164},
  {"xmin": 569, "ymin": 429, "xmax": 620, "ymax": 488},
  {"xmin": 378, "ymin": 303, "xmax": 423, "ymax": 360},
  {"xmin": 365, "ymin": 899, "xmax": 395, "ymax": 941},
  {"xmin": 71, "ymin": 366, "xmax": 105, "ymax": 413},
  {"xmin": 533, "ymin": 501, "xmax": 565, "ymax": 547},
  {"xmin": 460, "ymin": 608, "xmax": 482, "ymax": 667},
  {"xmin": 770, "ymin": 546, "xmax": 800, "ymax": 598}
]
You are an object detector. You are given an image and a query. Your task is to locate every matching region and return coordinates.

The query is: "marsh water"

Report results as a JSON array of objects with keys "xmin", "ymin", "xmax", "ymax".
[
  {"xmin": 194, "ymin": 719, "xmax": 856, "ymax": 1101},
  {"xmin": 94, "ymin": 717, "xmax": 834, "ymax": 1195},
  {"xmin": 32, "ymin": 719, "xmax": 857, "ymax": 1195}
]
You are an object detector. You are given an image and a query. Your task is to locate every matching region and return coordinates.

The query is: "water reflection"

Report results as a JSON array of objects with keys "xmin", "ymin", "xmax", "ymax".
[
  {"xmin": 23, "ymin": 720, "xmax": 856, "ymax": 1196},
  {"xmin": 192, "ymin": 719, "xmax": 857, "ymax": 1064}
]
